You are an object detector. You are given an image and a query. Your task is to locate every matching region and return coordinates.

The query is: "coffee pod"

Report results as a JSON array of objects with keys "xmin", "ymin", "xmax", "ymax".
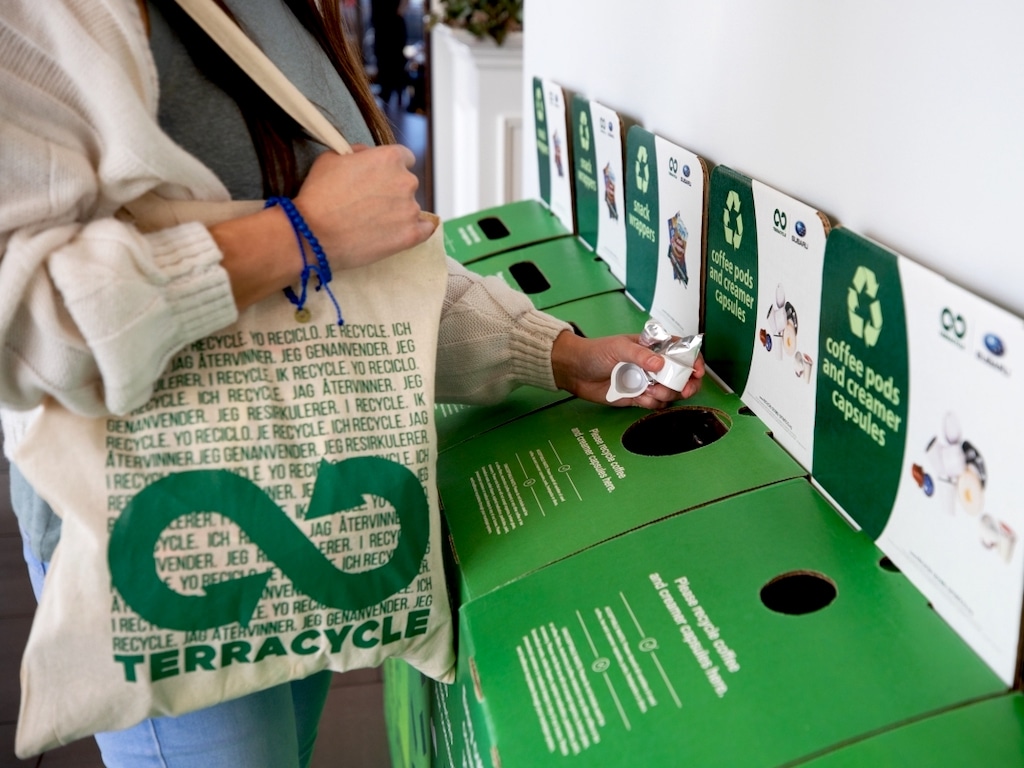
[
  {"xmin": 606, "ymin": 362, "xmax": 650, "ymax": 402},
  {"xmin": 793, "ymin": 351, "xmax": 813, "ymax": 381},
  {"xmin": 782, "ymin": 321, "xmax": 797, "ymax": 356},
  {"xmin": 997, "ymin": 522, "xmax": 1017, "ymax": 563},
  {"xmin": 956, "ymin": 464, "xmax": 984, "ymax": 516}
]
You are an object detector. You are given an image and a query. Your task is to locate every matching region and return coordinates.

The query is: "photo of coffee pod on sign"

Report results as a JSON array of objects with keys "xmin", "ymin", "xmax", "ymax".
[
  {"xmin": 758, "ymin": 283, "xmax": 812, "ymax": 381},
  {"xmin": 909, "ymin": 411, "xmax": 1015, "ymax": 562},
  {"xmin": 666, "ymin": 212, "xmax": 690, "ymax": 287}
]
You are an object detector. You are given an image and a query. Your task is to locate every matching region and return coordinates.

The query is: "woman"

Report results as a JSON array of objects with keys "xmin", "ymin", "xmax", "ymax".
[{"xmin": 0, "ymin": 1, "xmax": 703, "ymax": 765}]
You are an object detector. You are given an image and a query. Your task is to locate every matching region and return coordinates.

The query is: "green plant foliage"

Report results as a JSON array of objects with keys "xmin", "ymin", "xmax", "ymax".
[{"xmin": 432, "ymin": 0, "xmax": 523, "ymax": 45}]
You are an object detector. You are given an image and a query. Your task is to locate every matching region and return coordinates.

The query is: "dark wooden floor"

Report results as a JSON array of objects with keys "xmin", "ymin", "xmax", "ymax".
[{"xmin": 0, "ymin": 103, "xmax": 427, "ymax": 768}]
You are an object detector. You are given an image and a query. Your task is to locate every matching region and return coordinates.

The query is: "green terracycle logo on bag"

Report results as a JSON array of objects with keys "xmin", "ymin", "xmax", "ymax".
[{"xmin": 108, "ymin": 457, "xmax": 429, "ymax": 632}]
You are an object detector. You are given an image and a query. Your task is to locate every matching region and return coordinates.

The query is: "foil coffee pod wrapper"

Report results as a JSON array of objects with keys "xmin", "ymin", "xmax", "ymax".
[
  {"xmin": 639, "ymin": 319, "xmax": 672, "ymax": 350},
  {"xmin": 651, "ymin": 357, "xmax": 696, "ymax": 391}
]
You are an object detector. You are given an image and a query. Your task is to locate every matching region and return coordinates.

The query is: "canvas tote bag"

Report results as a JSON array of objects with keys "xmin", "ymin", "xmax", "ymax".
[{"xmin": 14, "ymin": 0, "xmax": 454, "ymax": 757}]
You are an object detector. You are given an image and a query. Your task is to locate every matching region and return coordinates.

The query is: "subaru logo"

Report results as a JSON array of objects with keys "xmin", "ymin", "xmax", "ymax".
[
  {"xmin": 682, "ymin": 164, "xmax": 691, "ymax": 178},
  {"xmin": 795, "ymin": 221, "xmax": 806, "ymax": 237},
  {"xmin": 984, "ymin": 333, "xmax": 1005, "ymax": 356}
]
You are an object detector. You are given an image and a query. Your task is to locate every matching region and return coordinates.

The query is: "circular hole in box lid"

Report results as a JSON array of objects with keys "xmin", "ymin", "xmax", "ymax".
[
  {"xmin": 760, "ymin": 570, "xmax": 837, "ymax": 615},
  {"xmin": 621, "ymin": 406, "xmax": 730, "ymax": 457},
  {"xmin": 508, "ymin": 261, "xmax": 551, "ymax": 294}
]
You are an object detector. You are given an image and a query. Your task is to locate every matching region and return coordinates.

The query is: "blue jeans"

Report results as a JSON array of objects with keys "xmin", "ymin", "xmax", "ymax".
[{"xmin": 20, "ymin": 525, "xmax": 332, "ymax": 768}]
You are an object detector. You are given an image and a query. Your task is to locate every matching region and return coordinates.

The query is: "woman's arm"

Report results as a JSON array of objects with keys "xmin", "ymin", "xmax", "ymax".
[
  {"xmin": 0, "ymin": 4, "xmax": 429, "ymax": 417},
  {"xmin": 435, "ymin": 259, "xmax": 704, "ymax": 409},
  {"xmin": 211, "ymin": 146, "xmax": 434, "ymax": 309}
]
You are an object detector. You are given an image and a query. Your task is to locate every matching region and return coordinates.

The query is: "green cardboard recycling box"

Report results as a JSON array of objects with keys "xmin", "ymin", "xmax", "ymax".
[
  {"xmin": 446, "ymin": 479, "xmax": 1004, "ymax": 767},
  {"xmin": 793, "ymin": 693, "xmax": 1024, "ymax": 767},
  {"xmin": 434, "ymin": 292, "xmax": 650, "ymax": 454},
  {"xmin": 624, "ymin": 126, "xmax": 708, "ymax": 339},
  {"xmin": 383, "ymin": 657, "xmax": 433, "ymax": 768},
  {"xmin": 437, "ymin": 377, "xmax": 805, "ymax": 604},
  {"xmin": 464, "ymin": 235, "xmax": 624, "ymax": 311},
  {"xmin": 442, "ymin": 199, "xmax": 572, "ymax": 265},
  {"xmin": 430, "ymin": 637, "xmax": 497, "ymax": 768},
  {"xmin": 704, "ymin": 165, "xmax": 831, "ymax": 469},
  {"xmin": 435, "ymin": 388, "xmax": 571, "ymax": 456},
  {"xmin": 442, "ymin": 78, "xmax": 577, "ymax": 265},
  {"xmin": 456, "ymin": 95, "xmax": 634, "ymax": 311},
  {"xmin": 811, "ymin": 227, "xmax": 1024, "ymax": 686},
  {"xmin": 546, "ymin": 291, "xmax": 650, "ymax": 340},
  {"xmin": 571, "ymin": 96, "xmax": 630, "ymax": 284}
]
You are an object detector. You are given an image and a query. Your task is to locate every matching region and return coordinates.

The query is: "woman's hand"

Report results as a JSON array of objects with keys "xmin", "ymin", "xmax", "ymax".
[
  {"xmin": 209, "ymin": 145, "xmax": 434, "ymax": 310},
  {"xmin": 294, "ymin": 144, "xmax": 435, "ymax": 268},
  {"xmin": 551, "ymin": 330, "xmax": 705, "ymax": 409}
]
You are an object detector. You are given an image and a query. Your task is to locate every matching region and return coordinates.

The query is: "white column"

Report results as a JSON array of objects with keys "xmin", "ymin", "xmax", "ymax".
[{"xmin": 430, "ymin": 25, "xmax": 523, "ymax": 219}]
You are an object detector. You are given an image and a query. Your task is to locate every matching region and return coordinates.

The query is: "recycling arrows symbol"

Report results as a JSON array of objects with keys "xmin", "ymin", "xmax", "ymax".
[
  {"xmin": 579, "ymin": 110, "xmax": 591, "ymax": 152},
  {"xmin": 848, "ymin": 265, "xmax": 884, "ymax": 347},
  {"xmin": 108, "ymin": 457, "xmax": 429, "ymax": 631},
  {"xmin": 635, "ymin": 145, "xmax": 651, "ymax": 193},
  {"xmin": 723, "ymin": 189, "xmax": 744, "ymax": 249}
]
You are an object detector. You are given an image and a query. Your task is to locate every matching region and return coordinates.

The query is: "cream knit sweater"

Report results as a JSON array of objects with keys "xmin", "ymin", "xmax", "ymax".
[{"xmin": 0, "ymin": 0, "xmax": 570, "ymax": 457}]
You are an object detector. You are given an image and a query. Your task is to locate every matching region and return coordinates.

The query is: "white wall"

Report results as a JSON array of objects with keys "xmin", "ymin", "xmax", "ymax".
[{"xmin": 521, "ymin": 0, "xmax": 1024, "ymax": 317}]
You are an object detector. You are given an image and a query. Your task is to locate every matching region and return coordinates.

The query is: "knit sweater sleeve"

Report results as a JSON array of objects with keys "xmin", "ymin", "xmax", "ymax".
[
  {"xmin": 436, "ymin": 258, "xmax": 573, "ymax": 405},
  {"xmin": 0, "ymin": 2, "xmax": 238, "ymax": 418}
]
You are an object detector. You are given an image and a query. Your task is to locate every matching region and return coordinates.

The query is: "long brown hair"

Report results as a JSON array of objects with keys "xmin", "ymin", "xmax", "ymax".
[{"xmin": 152, "ymin": 0, "xmax": 395, "ymax": 197}]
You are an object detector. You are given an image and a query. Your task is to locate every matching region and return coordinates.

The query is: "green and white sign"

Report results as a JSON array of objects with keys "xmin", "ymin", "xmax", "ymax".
[
  {"xmin": 812, "ymin": 228, "xmax": 1024, "ymax": 685},
  {"xmin": 742, "ymin": 180, "xmax": 828, "ymax": 467},
  {"xmin": 532, "ymin": 77, "xmax": 551, "ymax": 209},
  {"xmin": 813, "ymin": 228, "xmax": 909, "ymax": 534},
  {"xmin": 534, "ymin": 78, "xmax": 575, "ymax": 233},
  {"xmin": 704, "ymin": 168, "xmax": 829, "ymax": 468},
  {"xmin": 571, "ymin": 96, "xmax": 628, "ymax": 283},
  {"xmin": 624, "ymin": 126, "xmax": 706, "ymax": 338},
  {"xmin": 704, "ymin": 166, "xmax": 759, "ymax": 390}
]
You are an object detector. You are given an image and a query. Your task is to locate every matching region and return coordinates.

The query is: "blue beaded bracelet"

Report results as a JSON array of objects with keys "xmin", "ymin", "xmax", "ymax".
[{"xmin": 265, "ymin": 196, "xmax": 344, "ymax": 325}]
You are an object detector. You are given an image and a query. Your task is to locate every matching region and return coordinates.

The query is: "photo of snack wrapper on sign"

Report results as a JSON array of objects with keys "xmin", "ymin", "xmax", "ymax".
[
  {"xmin": 552, "ymin": 130, "xmax": 564, "ymax": 177},
  {"xmin": 667, "ymin": 212, "xmax": 689, "ymax": 286},
  {"xmin": 603, "ymin": 163, "xmax": 618, "ymax": 220}
]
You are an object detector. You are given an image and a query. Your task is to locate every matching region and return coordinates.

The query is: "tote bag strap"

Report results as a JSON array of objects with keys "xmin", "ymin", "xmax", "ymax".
[{"xmin": 172, "ymin": 0, "xmax": 353, "ymax": 156}]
